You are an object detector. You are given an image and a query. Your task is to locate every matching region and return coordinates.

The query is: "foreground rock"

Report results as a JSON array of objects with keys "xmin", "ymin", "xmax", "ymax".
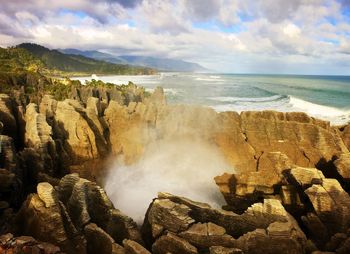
[
  {"xmin": 15, "ymin": 174, "xmax": 142, "ymax": 254},
  {"xmin": 215, "ymin": 152, "xmax": 350, "ymax": 253},
  {"xmin": 142, "ymin": 192, "xmax": 307, "ymax": 254},
  {"xmin": 0, "ymin": 233, "xmax": 62, "ymax": 254}
]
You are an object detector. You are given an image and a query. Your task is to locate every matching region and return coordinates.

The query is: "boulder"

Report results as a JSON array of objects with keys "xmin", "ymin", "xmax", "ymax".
[
  {"xmin": 15, "ymin": 182, "xmax": 86, "ymax": 254},
  {"xmin": 57, "ymin": 174, "xmax": 142, "ymax": 245},
  {"xmin": 334, "ymin": 153, "xmax": 350, "ymax": 182},
  {"xmin": 214, "ymin": 152, "xmax": 293, "ymax": 213},
  {"xmin": 0, "ymin": 233, "xmax": 61, "ymax": 254},
  {"xmin": 142, "ymin": 193, "xmax": 307, "ymax": 254},
  {"xmin": 178, "ymin": 222, "xmax": 236, "ymax": 248},
  {"xmin": 123, "ymin": 239, "xmax": 151, "ymax": 254},
  {"xmin": 84, "ymin": 223, "xmax": 125, "ymax": 254},
  {"xmin": 209, "ymin": 246, "xmax": 243, "ymax": 254},
  {"xmin": 289, "ymin": 166, "xmax": 325, "ymax": 189},
  {"xmin": 305, "ymin": 178, "xmax": 350, "ymax": 236},
  {"xmin": 152, "ymin": 233, "xmax": 198, "ymax": 254},
  {"xmin": 16, "ymin": 175, "xmax": 143, "ymax": 253}
]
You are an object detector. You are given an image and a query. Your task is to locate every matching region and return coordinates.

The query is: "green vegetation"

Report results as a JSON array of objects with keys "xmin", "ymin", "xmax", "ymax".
[
  {"xmin": 0, "ymin": 47, "xmax": 46, "ymax": 73},
  {"xmin": 0, "ymin": 43, "xmax": 154, "ymax": 102},
  {"xmin": 17, "ymin": 43, "xmax": 156, "ymax": 76}
]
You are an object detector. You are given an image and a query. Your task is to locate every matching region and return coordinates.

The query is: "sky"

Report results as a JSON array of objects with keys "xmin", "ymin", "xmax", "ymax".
[{"xmin": 0, "ymin": 0, "xmax": 350, "ymax": 74}]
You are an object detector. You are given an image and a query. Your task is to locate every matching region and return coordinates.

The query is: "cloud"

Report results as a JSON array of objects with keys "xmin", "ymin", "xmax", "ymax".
[
  {"xmin": 0, "ymin": 0, "xmax": 349, "ymax": 74},
  {"xmin": 182, "ymin": 0, "xmax": 221, "ymax": 21},
  {"xmin": 137, "ymin": 0, "xmax": 190, "ymax": 34},
  {"xmin": 108, "ymin": 0, "xmax": 143, "ymax": 8}
]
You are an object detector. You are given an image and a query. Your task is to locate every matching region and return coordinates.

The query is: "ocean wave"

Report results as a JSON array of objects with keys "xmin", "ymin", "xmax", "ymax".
[
  {"xmin": 195, "ymin": 77, "xmax": 224, "ymax": 82},
  {"xmin": 209, "ymin": 94, "xmax": 287, "ymax": 103},
  {"xmin": 288, "ymin": 96, "xmax": 350, "ymax": 119},
  {"xmin": 146, "ymin": 88, "xmax": 180, "ymax": 96},
  {"xmin": 210, "ymin": 95, "xmax": 350, "ymax": 125},
  {"xmin": 164, "ymin": 88, "xmax": 180, "ymax": 95}
]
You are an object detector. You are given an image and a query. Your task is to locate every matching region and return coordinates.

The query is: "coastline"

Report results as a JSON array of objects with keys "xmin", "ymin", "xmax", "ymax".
[{"xmin": 0, "ymin": 83, "xmax": 349, "ymax": 253}]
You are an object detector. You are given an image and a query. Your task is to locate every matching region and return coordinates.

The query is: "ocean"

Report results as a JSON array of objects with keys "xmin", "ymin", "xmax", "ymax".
[{"xmin": 74, "ymin": 73, "xmax": 350, "ymax": 125}]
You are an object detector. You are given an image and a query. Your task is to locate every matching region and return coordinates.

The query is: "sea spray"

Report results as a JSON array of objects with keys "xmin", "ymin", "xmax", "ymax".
[{"xmin": 103, "ymin": 137, "xmax": 232, "ymax": 223}]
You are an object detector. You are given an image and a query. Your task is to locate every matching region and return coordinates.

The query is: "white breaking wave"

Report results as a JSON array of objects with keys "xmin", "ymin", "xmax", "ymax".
[
  {"xmin": 289, "ymin": 96, "xmax": 350, "ymax": 117},
  {"xmin": 210, "ymin": 94, "xmax": 286, "ymax": 103},
  {"xmin": 195, "ymin": 77, "xmax": 224, "ymax": 82},
  {"xmin": 288, "ymin": 96, "xmax": 350, "ymax": 125},
  {"xmin": 211, "ymin": 95, "xmax": 350, "ymax": 125}
]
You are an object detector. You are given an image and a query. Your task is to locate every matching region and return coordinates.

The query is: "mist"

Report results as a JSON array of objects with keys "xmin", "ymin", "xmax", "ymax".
[{"xmin": 103, "ymin": 137, "xmax": 233, "ymax": 223}]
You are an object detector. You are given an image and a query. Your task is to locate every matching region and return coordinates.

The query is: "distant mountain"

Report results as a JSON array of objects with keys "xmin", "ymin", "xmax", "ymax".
[
  {"xmin": 60, "ymin": 48, "xmax": 208, "ymax": 72},
  {"xmin": 119, "ymin": 55, "xmax": 208, "ymax": 72},
  {"xmin": 60, "ymin": 48, "xmax": 126, "ymax": 64},
  {"xmin": 17, "ymin": 43, "xmax": 155, "ymax": 75}
]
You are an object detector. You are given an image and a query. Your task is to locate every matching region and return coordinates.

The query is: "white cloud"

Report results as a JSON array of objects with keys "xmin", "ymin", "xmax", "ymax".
[{"xmin": 0, "ymin": 0, "xmax": 349, "ymax": 74}]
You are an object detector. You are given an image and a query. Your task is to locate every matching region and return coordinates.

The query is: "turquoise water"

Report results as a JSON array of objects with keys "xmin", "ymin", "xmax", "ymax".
[{"xmin": 75, "ymin": 73, "xmax": 350, "ymax": 125}]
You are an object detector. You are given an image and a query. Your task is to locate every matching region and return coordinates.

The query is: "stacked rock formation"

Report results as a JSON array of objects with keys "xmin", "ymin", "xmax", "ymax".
[
  {"xmin": 0, "ymin": 82, "xmax": 349, "ymax": 253},
  {"xmin": 15, "ymin": 174, "xmax": 145, "ymax": 254},
  {"xmin": 142, "ymin": 192, "xmax": 307, "ymax": 254}
]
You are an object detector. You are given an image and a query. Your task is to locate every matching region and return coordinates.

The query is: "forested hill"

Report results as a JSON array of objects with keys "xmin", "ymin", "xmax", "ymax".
[{"xmin": 13, "ymin": 43, "xmax": 156, "ymax": 76}]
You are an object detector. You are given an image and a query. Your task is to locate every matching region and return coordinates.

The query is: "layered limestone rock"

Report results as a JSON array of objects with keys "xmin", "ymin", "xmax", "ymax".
[
  {"xmin": 15, "ymin": 174, "xmax": 142, "ymax": 254},
  {"xmin": 334, "ymin": 153, "xmax": 350, "ymax": 184},
  {"xmin": 142, "ymin": 192, "xmax": 307, "ymax": 254},
  {"xmin": 57, "ymin": 174, "xmax": 142, "ymax": 244},
  {"xmin": 25, "ymin": 103, "xmax": 56, "ymax": 175},
  {"xmin": 340, "ymin": 124, "xmax": 350, "ymax": 151},
  {"xmin": 0, "ymin": 233, "xmax": 62, "ymax": 254},
  {"xmin": 215, "ymin": 150, "xmax": 350, "ymax": 252},
  {"xmin": 0, "ymin": 94, "xmax": 18, "ymax": 141},
  {"xmin": 0, "ymin": 85, "xmax": 349, "ymax": 253},
  {"xmin": 15, "ymin": 182, "xmax": 86, "ymax": 253},
  {"xmin": 69, "ymin": 82, "xmax": 146, "ymax": 105},
  {"xmin": 3, "ymin": 88, "xmax": 348, "ymax": 181},
  {"xmin": 55, "ymin": 99, "xmax": 101, "ymax": 163}
]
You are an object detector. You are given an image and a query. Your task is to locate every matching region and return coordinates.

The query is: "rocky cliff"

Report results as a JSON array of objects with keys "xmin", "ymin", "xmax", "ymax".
[{"xmin": 0, "ymin": 82, "xmax": 349, "ymax": 253}]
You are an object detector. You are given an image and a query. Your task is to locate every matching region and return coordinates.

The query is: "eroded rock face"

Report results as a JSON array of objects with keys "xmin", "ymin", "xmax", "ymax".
[
  {"xmin": 142, "ymin": 192, "xmax": 307, "ymax": 254},
  {"xmin": 0, "ymin": 85, "xmax": 349, "ymax": 254},
  {"xmin": 215, "ymin": 150, "xmax": 350, "ymax": 253},
  {"xmin": 334, "ymin": 153, "xmax": 350, "ymax": 184},
  {"xmin": 0, "ymin": 94, "xmax": 18, "ymax": 141},
  {"xmin": 57, "ymin": 174, "xmax": 142, "ymax": 244},
  {"xmin": 15, "ymin": 174, "xmax": 141, "ymax": 254},
  {"xmin": 2, "ymin": 87, "xmax": 348, "ymax": 183},
  {"xmin": 15, "ymin": 182, "xmax": 86, "ymax": 254},
  {"xmin": 0, "ymin": 233, "xmax": 62, "ymax": 254},
  {"xmin": 305, "ymin": 179, "xmax": 350, "ymax": 236},
  {"xmin": 340, "ymin": 124, "xmax": 350, "ymax": 151},
  {"xmin": 25, "ymin": 103, "xmax": 56, "ymax": 175}
]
